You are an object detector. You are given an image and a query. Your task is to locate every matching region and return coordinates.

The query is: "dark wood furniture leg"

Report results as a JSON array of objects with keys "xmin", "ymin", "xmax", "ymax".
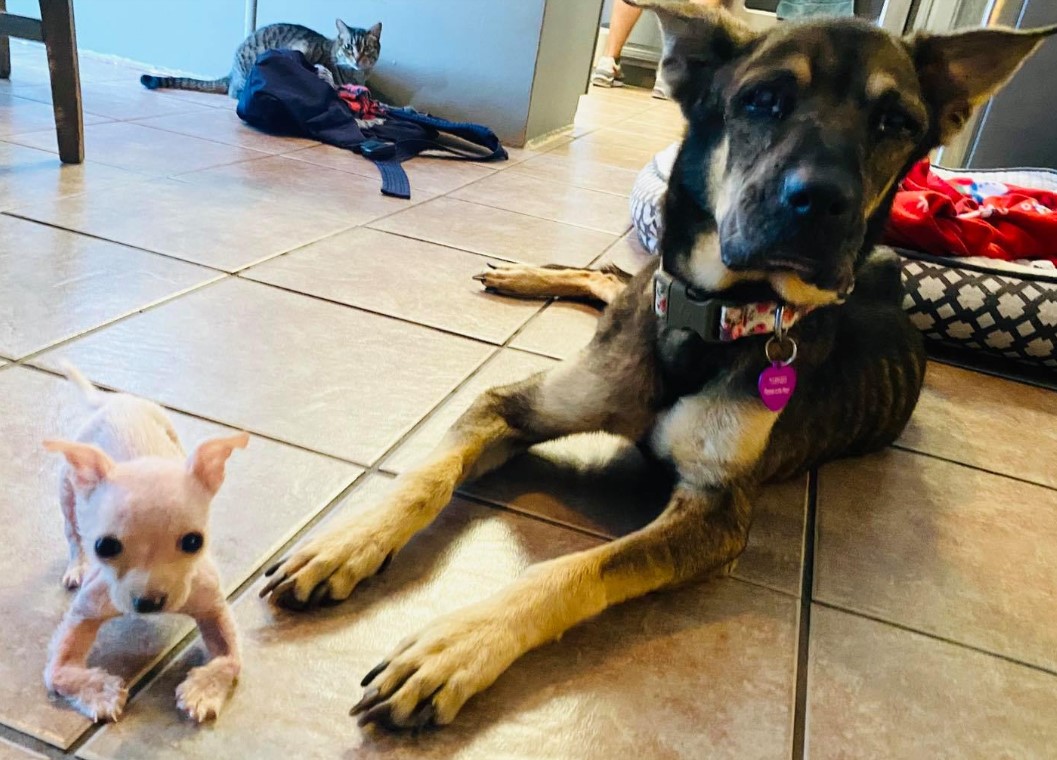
[
  {"xmin": 0, "ymin": 0, "xmax": 10, "ymax": 79},
  {"xmin": 39, "ymin": 0, "xmax": 82, "ymax": 163}
]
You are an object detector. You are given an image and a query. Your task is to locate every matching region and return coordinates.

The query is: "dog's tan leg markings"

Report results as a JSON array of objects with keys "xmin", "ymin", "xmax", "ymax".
[
  {"xmin": 260, "ymin": 360, "xmax": 627, "ymax": 610},
  {"xmin": 473, "ymin": 264, "xmax": 629, "ymax": 305},
  {"xmin": 45, "ymin": 585, "xmax": 125, "ymax": 722},
  {"xmin": 351, "ymin": 482, "xmax": 752, "ymax": 729},
  {"xmin": 350, "ymin": 387, "xmax": 766, "ymax": 730},
  {"xmin": 176, "ymin": 591, "xmax": 242, "ymax": 723},
  {"xmin": 651, "ymin": 392, "xmax": 777, "ymax": 489}
]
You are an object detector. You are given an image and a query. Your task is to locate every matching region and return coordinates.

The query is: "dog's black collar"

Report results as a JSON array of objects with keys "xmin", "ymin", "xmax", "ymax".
[{"xmin": 652, "ymin": 267, "xmax": 815, "ymax": 344}]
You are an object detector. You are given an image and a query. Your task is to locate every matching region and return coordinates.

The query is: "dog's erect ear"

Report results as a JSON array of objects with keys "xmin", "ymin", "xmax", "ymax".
[
  {"xmin": 44, "ymin": 439, "xmax": 115, "ymax": 492},
  {"xmin": 910, "ymin": 24, "xmax": 1057, "ymax": 144},
  {"xmin": 188, "ymin": 432, "xmax": 249, "ymax": 495},
  {"xmin": 626, "ymin": 1, "xmax": 756, "ymax": 115}
]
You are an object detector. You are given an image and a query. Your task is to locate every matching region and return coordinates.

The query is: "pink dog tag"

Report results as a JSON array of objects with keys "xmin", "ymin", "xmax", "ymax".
[{"xmin": 758, "ymin": 363, "xmax": 797, "ymax": 412}]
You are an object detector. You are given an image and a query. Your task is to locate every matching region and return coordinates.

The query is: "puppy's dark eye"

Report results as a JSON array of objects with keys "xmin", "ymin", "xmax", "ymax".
[
  {"xmin": 180, "ymin": 532, "xmax": 204, "ymax": 554},
  {"xmin": 876, "ymin": 110, "xmax": 918, "ymax": 138},
  {"xmin": 94, "ymin": 536, "xmax": 122, "ymax": 559},
  {"xmin": 742, "ymin": 86, "xmax": 792, "ymax": 119}
]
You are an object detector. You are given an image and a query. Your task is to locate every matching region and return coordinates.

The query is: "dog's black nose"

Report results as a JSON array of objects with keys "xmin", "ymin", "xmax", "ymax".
[
  {"xmin": 132, "ymin": 595, "xmax": 167, "ymax": 614},
  {"xmin": 781, "ymin": 169, "xmax": 854, "ymax": 218}
]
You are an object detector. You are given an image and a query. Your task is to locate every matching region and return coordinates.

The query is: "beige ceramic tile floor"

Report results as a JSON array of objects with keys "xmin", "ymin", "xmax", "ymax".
[{"xmin": 2, "ymin": 40, "xmax": 1057, "ymax": 760}]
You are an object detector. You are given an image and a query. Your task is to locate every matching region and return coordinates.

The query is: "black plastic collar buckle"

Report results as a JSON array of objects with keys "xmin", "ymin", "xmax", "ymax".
[{"xmin": 653, "ymin": 268, "xmax": 739, "ymax": 344}]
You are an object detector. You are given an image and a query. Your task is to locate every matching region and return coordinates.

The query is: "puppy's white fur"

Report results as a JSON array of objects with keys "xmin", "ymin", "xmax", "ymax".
[{"xmin": 43, "ymin": 364, "xmax": 247, "ymax": 723}]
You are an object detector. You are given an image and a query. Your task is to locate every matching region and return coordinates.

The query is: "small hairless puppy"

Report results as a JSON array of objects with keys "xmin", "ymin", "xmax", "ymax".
[{"xmin": 43, "ymin": 364, "xmax": 248, "ymax": 723}]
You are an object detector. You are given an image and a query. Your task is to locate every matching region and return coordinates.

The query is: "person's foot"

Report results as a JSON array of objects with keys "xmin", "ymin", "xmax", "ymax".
[{"xmin": 591, "ymin": 56, "xmax": 625, "ymax": 88}]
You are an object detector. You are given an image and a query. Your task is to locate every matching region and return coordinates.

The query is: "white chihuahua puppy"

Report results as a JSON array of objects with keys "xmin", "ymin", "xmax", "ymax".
[{"xmin": 43, "ymin": 364, "xmax": 248, "ymax": 723}]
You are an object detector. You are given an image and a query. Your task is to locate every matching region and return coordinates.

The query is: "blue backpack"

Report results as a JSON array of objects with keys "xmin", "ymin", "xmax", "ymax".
[{"xmin": 236, "ymin": 49, "xmax": 507, "ymax": 199}]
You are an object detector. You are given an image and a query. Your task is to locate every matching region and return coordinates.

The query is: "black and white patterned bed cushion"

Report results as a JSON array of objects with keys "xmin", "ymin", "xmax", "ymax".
[{"xmin": 629, "ymin": 146, "xmax": 1057, "ymax": 370}]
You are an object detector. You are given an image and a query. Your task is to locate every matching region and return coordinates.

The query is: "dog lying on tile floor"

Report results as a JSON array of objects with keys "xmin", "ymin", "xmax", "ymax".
[{"xmin": 261, "ymin": 2, "xmax": 1056, "ymax": 730}]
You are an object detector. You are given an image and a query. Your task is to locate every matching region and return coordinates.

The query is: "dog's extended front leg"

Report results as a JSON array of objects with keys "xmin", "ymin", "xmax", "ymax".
[
  {"xmin": 176, "ymin": 571, "xmax": 241, "ymax": 722},
  {"xmin": 44, "ymin": 580, "xmax": 123, "ymax": 722},
  {"xmin": 351, "ymin": 483, "xmax": 753, "ymax": 730},
  {"xmin": 260, "ymin": 360, "xmax": 618, "ymax": 610}
]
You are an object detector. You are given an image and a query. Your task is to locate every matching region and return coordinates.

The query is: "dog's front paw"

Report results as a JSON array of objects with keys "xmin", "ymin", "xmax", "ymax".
[
  {"xmin": 472, "ymin": 263, "xmax": 555, "ymax": 298},
  {"xmin": 176, "ymin": 663, "xmax": 236, "ymax": 723},
  {"xmin": 61, "ymin": 559, "xmax": 87, "ymax": 590},
  {"xmin": 67, "ymin": 669, "xmax": 127, "ymax": 722},
  {"xmin": 259, "ymin": 526, "xmax": 393, "ymax": 611},
  {"xmin": 351, "ymin": 604, "xmax": 521, "ymax": 731}
]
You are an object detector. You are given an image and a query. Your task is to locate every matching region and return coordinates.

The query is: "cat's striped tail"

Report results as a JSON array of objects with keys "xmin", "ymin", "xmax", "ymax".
[{"xmin": 140, "ymin": 73, "xmax": 230, "ymax": 94}]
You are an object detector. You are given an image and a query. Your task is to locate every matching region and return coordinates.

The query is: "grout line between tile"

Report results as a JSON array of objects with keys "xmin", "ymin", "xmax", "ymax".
[
  {"xmin": 790, "ymin": 468, "xmax": 819, "ymax": 760},
  {"xmin": 0, "ymin": 724, "xmax": 66, "ymax": 760},
  {"xmin": 369, "ymin": 192, "xmax": 626, "ymax": 238},
  {"xmin": 0, "ymin": 211, "xmax": 233, "ymax": 275},
  {"xmin": 18, "ymin": 363, "xmax": 367, "ymax": 469},
  {"xmin": 4, "ymin": 277, "xmax": 229, "ymax": 371},
  {"xmin": 236, "ymin": 275, "xmax": 532, "ymax": 348},
  {"xmin": 811, "ymin": 599, "xmax": 1057, "ymax": 680},
  {"xmin": 889, "ymin": 443, "xmax": 1057, "ymax": 493}
]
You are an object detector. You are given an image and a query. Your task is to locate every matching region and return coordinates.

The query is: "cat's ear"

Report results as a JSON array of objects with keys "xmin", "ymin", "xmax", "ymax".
[
  {"xmin": 368, "ymin": 22, "xmax": 382, "ymax": 38},
  {"xmin": 335, "ymin": 18, "xmax": 351, "ymax": 40}
]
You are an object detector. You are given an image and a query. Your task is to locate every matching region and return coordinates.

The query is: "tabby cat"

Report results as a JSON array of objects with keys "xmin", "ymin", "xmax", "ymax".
[{"xmin": 140, "ymin": 19, "xmax": 382, "ymax": 99}]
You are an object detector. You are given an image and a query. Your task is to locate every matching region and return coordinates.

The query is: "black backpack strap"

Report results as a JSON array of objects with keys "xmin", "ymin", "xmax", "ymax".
[{"xmin": 383, "ymin": 108, "xmax": 508, "ymax": 162}]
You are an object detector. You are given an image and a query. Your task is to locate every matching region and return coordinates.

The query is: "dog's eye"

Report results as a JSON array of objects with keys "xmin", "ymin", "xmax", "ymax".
[
  {"xmin": 180, "ymin": 532, "xmax": 204, "ymax": 554},
  {"xmin": 742, "ymin": 86, "xmax": 791, "ymax": 119},
  {"xmin": 876, "ymin": 110, "xmax": 918, "ymax": 138},
  {"xmin": 94, "ymin": 535, "xmax": 122, "ymax": 559}
]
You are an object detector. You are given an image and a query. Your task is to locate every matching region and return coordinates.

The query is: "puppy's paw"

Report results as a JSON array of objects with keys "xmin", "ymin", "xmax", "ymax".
[
  {"xmin": 176, "ymin": 664, "xmax": 235, "ymax": 723},
  {"xmin": 61, "ymin": 559, "xmax": 87, "ymax": 590},
  {"xmin": 351, "ymin": 604, "xmax": 520, "ymax": 731},
  {"xmin": 69, "ymin": 669, "xmax": 127, "ymax": 723},
  {"xmin": 472, "ymin": 263, "xmax": 561, "ymax": 299},
  {"xmin": 260, "ymin": 525, "xmax": 393, "ymax": 611}
]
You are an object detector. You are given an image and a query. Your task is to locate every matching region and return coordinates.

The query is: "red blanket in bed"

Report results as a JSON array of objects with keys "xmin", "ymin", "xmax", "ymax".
[{"xmin": 884, "ymin": 158, "xmax": 1057, "ymax": 265}]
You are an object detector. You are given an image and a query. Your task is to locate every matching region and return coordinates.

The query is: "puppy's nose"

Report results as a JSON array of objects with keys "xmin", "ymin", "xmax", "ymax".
[
  {"xmin": 132, "ymin": 595, "xmax": 167, "ymax": 614},
  {"xmin": 781, "ymin": 168, "xmax": 855, "ymax": 219}
]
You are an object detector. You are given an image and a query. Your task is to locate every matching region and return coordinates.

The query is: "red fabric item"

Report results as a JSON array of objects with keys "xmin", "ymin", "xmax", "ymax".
[
  {"xmin": 338, "ymin": 84, "xmax": 385, "ymax": 120},
  {"xmin": 884, "ymin": 158, "xmax": 1057, "ymax": 265}
]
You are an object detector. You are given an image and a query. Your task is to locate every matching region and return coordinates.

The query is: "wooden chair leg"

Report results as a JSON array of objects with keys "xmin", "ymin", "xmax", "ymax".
[
  {"xmin": 0, "ymin": 0, "xmax": 11, "ymax": 80},
  {"xmin": 39, "ymin": 0, "xmax": 83, "ymax": 164}
]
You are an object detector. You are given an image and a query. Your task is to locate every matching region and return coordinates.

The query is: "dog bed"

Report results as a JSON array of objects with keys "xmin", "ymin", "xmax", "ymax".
[{"xmin": 629, "ymin": 145, "xmax": 1057, "ymax": 370}]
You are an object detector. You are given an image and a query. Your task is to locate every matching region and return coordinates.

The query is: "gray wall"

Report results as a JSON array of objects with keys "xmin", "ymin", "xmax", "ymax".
[
  {"xmin": 258, "ymin": 0, "xmax": 547, "ymax": 144},
  {"xmin": 525, "ymin": 0, "xmax": 604, "ymax": 140},
  {"xmin": 6, "ymin": 0, "xmax": 245, "ymax": 74}
]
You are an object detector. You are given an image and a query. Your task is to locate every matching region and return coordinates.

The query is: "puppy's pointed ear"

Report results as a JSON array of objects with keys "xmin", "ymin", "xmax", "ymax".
[
  {"xmin": 627, "ymin": 1, "xmax": 756, "ymax": 116},
  {"xmin": 44, "ymin": 439, "xmax": 114, "ymax": 492},
  {"xmin": 188, "ymin": 432, "xmax": 249, "ymax": 495},
  {"xmin": 910, "ymin": 24, "xmax": 1057, "ymax": 144}
]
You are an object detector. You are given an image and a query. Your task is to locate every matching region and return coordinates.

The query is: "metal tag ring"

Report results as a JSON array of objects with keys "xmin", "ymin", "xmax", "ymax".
[{"xmin": 765, "ymin": 335, "xmax": 798, "ymax": 365}]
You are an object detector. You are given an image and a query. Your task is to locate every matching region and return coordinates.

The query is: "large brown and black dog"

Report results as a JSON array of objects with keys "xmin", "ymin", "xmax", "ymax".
[{"xmin": 262, "ymin": 2, "xmax": 1056, "ymax": 730}]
